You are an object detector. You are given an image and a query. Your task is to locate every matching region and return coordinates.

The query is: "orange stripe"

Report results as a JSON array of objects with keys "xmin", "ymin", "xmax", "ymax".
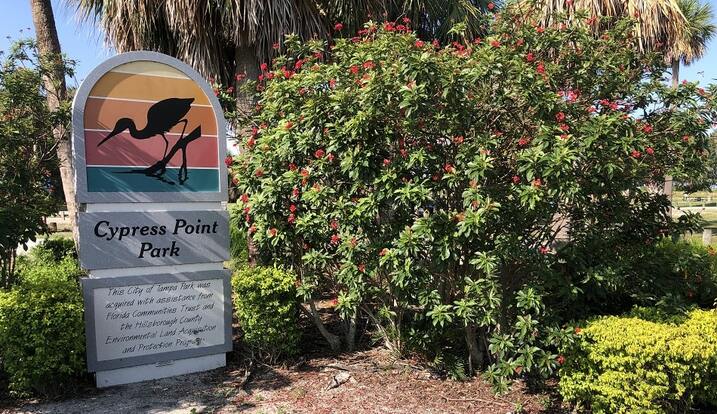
[
  {"xmin": 84, "ymin": 130, "xmax": 219, "ymax": 168},
  {"xmin": 83, "ymin": 98, "xmax": 217, "ymax": 135},
  {"xmin": 89, "ymin": 72, "xmax": 211, "ymax": 105}
]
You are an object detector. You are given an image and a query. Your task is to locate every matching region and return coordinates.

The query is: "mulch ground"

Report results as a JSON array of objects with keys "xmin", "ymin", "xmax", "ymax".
[{"xmin": 2, "ymin": 303, "xmax": 568, "ymax": 413}]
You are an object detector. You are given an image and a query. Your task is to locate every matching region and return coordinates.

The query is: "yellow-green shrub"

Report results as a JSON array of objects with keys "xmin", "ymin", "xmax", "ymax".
[
  {"xmin": 231, "ymin": 266, "xmax": 300, "ymax": 362},
  {"xmin": 559, "ymin": 308, "xmax": 717, "ymax": 413},
  {"xmin": 0, "ymin": 257, "xmax": 86, "ymax": 395}
]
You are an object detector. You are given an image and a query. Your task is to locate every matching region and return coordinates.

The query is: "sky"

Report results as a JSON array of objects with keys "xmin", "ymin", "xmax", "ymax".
[{"xmin": 1, "ymin": 0, "xmax": 717, "ymax": 86}]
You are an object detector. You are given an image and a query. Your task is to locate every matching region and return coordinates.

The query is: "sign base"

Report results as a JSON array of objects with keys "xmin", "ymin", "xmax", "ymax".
[{"xmin": 96, "ymin": 353, "xmax": 225, "ymax": 388}]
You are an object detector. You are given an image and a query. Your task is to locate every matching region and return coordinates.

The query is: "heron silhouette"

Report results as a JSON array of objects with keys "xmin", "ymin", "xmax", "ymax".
[{"xmin": 98, "ymin": 97, "xmax": 194, "ymax": 160}]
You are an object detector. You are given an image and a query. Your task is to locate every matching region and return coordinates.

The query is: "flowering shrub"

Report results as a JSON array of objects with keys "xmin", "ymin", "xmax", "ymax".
[
  {"xmin": 229, "ymin": 5, "xmax": 716, "ymax": 390},
  {"xmin": 559, "ymin": 308, "xmax": 717, "ymax": 413}
]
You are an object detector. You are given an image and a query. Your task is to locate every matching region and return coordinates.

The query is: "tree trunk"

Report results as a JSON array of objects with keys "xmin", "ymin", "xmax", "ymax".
[
  {"xmin": 29, "ymin": 0, "xmax": 77, "ymax": 242},
  {"xmin": 234, "ymin": 45, "xmax": 261, "ymax": 265},
  {"xmin": 345, "ymin": 313, "xmax": 357, "ymax": 352},
  {"xmin": 304, "ymin": 299, "xmax": 342, "ymax": 352},
  {"xmin": 464, "ymin": 323, "xmax": 484, "ymax": 374}
]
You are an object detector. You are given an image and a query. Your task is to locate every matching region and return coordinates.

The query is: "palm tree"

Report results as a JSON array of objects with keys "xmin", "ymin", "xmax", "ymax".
[
  {"xmin": 668, "ymin": 0, "xmax": 715, "ymax": 87},
  {"xmin": 69, "ymin": 0, "xmax": 494, "ymax": 88},
  {"xmin": 524, "ymin": 0, "xmax": 690, "ymax": 56},
  {"xmin": 29, "ymin": 0, "xmax": 77, "ymax": 241}
]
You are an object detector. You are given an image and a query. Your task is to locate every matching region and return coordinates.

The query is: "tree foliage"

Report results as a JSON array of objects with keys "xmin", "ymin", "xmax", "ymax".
[
  {"xmin": 229, "ymin": 6, "xmax": 716, "ymax": 390},
  {"xmin": 0, "ymin": 40, "xmax": 72, "ymax": 288}
]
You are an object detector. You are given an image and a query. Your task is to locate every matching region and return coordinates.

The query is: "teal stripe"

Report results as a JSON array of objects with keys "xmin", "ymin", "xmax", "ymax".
[{"xmin": 87, "ymin": 167, "xmax": 220, "ymax": 192}]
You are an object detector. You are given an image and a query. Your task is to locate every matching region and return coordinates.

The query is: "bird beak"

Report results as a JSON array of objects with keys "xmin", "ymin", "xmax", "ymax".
[{"xmin": 97, "ymin": 125, "xmax": 122, "ymax": 147}]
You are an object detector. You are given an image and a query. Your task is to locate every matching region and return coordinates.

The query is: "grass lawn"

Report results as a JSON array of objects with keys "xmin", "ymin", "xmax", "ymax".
[{"xmin": 672, "ymin": 190, "xmax": 717, "ymax": 208}]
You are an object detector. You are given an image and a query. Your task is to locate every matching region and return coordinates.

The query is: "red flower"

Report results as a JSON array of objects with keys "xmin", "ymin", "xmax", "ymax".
[
  {"xmin": 532, "ymin": 178, "xmax": 542, "ymax": 187},
  {"xmin": 557, "ymin": 355, "xmax": 566, "ymax": 365},
  {"xmin": 289, "ymin": 162, "xmax": 297, "ymax": 171},
  {"xmin": 575, "ymin": 327, "xmax": 582, "ymax": 334},
  {"xmin": 334, "ymin": 22, "xmax": 344, "ymax": 31},
  {"xmin": 555, "ymin": 112, "xmax": 566, "ymax": 122},
  {"xmin": 490, "ymin": 40, "xmax": 501, "ymax": 48},
  {"xmin": 363, "ymin": 60, "xmax": 375, "ymax": 70},
  {"xmin": 240, "ymin": 193, "xmax": 249, "ymax": 203},
  {"xmin": 358, "ymin": 263, "xmax": 366, "ymax": 273},
  {"xmin": 224, "ymin": 155, "xmax": 233, "ymax": 166},
  {"xmin": 487, "ymin": 2, "xmax": 495, "ymax": 10},
  {"xmin": 254, "ymin": 168, "xmax": 264, "ymax": 177},
  {"xmin": 402, "ymin": 17, "xmax": 411, "ymax": 23},
  {"xmin": 536, "ymin": 26, "xmax": 545, "ymax": 34},
  {"xmin": 560, "ymin": 134, "xmax": 569, "ymax": 140},
  {"xmin": 327, "ymin": 153, "xmax": 335, "ymax": 162},
  {"xmin": 683, "ymin": 135, "xmax": 690, "ymax": 143},
  {"xmin": 384, "ymin": 22, "xmax": 395, "ymax": 31},
  {"xmin": 295, "ymin": 59, "xmax": 304, "ymax": 70},
  {"xmin": 246, "ymin": 137, "xmax": 255, "ymax": 148},
  {"xmin": 287, "ymin": 214, "xmax": 295, "ymax": 224},
  {"xmin": 268, "ymin": 228, "xmax": 278, "ymax": 237},
  {"xmin": 315, "ymin": 148, "xmax": 325, "ymax": 159},
  {"xmin": 631, "ymin": 149, "xmax": 642, "ymax": 159},
  {"xmin": 518, "ymin": 137, "xmax": 530, "ymax": 147},
  {"xmin": 260, "ymin": 63, "xmax": 268, "ymax": 72},
  {"xmin": 248, "ymin": 225, "xmax": 256, "ymax": 234},
  {"xmin": 587, "ymin": 106, "xmax": 596, "ymax": 113},
  {"xmin": 379, "ymin": 248, "xmax": 389, "ymax": 256},
  {"xmin": 400, "ymin": 149, "xmax": 409, "ymax": 158},
  {"xmin": 526, "ymin": 52, "xmax": 535, "ymax": 62},
  {"xmin": 300, "ymin": 168, "xmax": 310, "ymax": 178},
  {"xmin": 536, "ymin": 62, "xmax": 545, "ymax": 74},
  {"xmin": 232, "ymin": 176, "xmax": 239, "ymax": 185},
  {"xmin": 285, "ymin": 121, "xmax": 294, "ymax": 130},
  {"xmin": 539, "ymin": 246, "xmax": 550, "ymax": 254},
  {"xmin": 292, "ymin": 187, "xmax": 300, "ymax": 198},
  {"xmin": 330, "ymin": 297, "xmax": 339, "ymax": 306},
  {"xmin": 226, "ymin": 86, "xmax": 234, "ymax": 94},
  {"xmin": 330, "ymin": 234, "xmax": 341, "ymax": 245},
  {"xmin": 453, "ymin": 135, "xmax": 465, "ymax": 144},
  {"xmin": 444, "ymin": 164, "xmax": 456, "ymax": 174},
  {"xmin": 512, "ymin": 175, "xmax": 521, "ymax": 184},
  {"xmin": 646, "ymin": 147, "xmax": 654, "ymax": 155},
  {"xmin": 559, "ymin": 123, "xmax": 570, "ymax": 132},
  {"xmin": 642, "ymin": 124, "xmax": 653, "ymax": 134},
  {"xmin": 289, "ymin": 204, "xmax": 297, "ymax": 213},
  {"xmin": 329, "ymin": 79, "xmax": 336, "ymax": 89},
  {"xmin": 272, "ymin": 42, "xmax": 280, "ymax": 50},
  {"xmin": 330, "ymin": 220, "xmax": 339, "ymax": 230},
  {"xmin": 349, "ymin": 65, "xmax": 360, "ymax": 75},
  {"xmin": 414, "ymin": 40, "xmax": 424, "ymax": 48},
  {"xmin": 383, "ymin": 158, "xmax": 391, "ymax": 167}
]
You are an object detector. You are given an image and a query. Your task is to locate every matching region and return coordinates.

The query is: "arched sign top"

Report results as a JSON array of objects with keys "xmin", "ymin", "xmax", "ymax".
[{"xmin": 72, "ymin": 51, "xmax": 228, "ymax": 203}]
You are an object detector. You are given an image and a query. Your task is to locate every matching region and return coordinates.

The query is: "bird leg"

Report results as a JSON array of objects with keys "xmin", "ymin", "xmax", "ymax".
[{"xmin": 179, "ymin": 147, "xmax": 188, "ymax": 184}]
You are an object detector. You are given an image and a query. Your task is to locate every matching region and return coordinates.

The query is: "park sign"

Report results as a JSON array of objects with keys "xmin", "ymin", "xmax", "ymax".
[
  {"xmin": 72, "ymin": 51, "xmax": 228, "ymax": 202},
  {"xmin": 72, "ymin": 51, "xmax": 231, "ymax": 387}
]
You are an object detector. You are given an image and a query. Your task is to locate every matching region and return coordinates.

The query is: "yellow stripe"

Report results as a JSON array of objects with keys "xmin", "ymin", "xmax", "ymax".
[
  {"xmin": 110, "ymin": 61, "xmax": 189, "ymax": 79},
  {"xmin": 89, "ymin": 71, "xmax": 211, "ymax": 105}
]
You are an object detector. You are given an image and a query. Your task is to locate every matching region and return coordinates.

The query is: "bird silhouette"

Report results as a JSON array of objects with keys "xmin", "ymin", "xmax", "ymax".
[{"xmin": 98, "ymin": 97, "xmax": 194, "ymax": 160}]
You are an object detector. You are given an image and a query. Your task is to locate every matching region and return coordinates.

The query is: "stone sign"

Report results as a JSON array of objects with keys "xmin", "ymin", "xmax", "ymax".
[
  {"xmin": 72, "ymin": 51, "xmax": 232, "ymax": 387},
  {"xmin": 78, "ymin": 210, "xmax": 229, "ymax": 269},
  {"xmin": 82, "ymin": 271, "xmax": 232, "ymax": 372}
]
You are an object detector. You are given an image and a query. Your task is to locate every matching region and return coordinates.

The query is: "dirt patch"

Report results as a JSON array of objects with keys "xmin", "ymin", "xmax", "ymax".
[{"xmin": 6, "ymin": 348, "xmax": 564, "ymax": 414}]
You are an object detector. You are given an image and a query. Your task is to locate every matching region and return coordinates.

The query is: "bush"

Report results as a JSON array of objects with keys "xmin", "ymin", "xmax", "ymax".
[
  {"xmin": 555, "ymin": 238, "xmax": 717, "ymax": 320},
  {"xmin": 34, "ymin": 237, "xmax": 77, "ymax": 262},
  {"xmin": 232, "ymin": 266, "xmax": 300, "ymax": 361},
  {"xmin": 229, "ymin": 5, "xmax": 716, "ymax": 390},
  {"xmin": 0, "ymin": 256, "xmax": 85, "ymax": 395},
  {"xmin": 559, "ymin": 308, "xmax": 717, "ymax": 413}
]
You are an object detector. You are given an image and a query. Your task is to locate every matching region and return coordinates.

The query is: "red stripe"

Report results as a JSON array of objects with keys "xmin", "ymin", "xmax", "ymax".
[{"xmin": 84, "ymin": 130, "xmax": 219, "ymax": 168}]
